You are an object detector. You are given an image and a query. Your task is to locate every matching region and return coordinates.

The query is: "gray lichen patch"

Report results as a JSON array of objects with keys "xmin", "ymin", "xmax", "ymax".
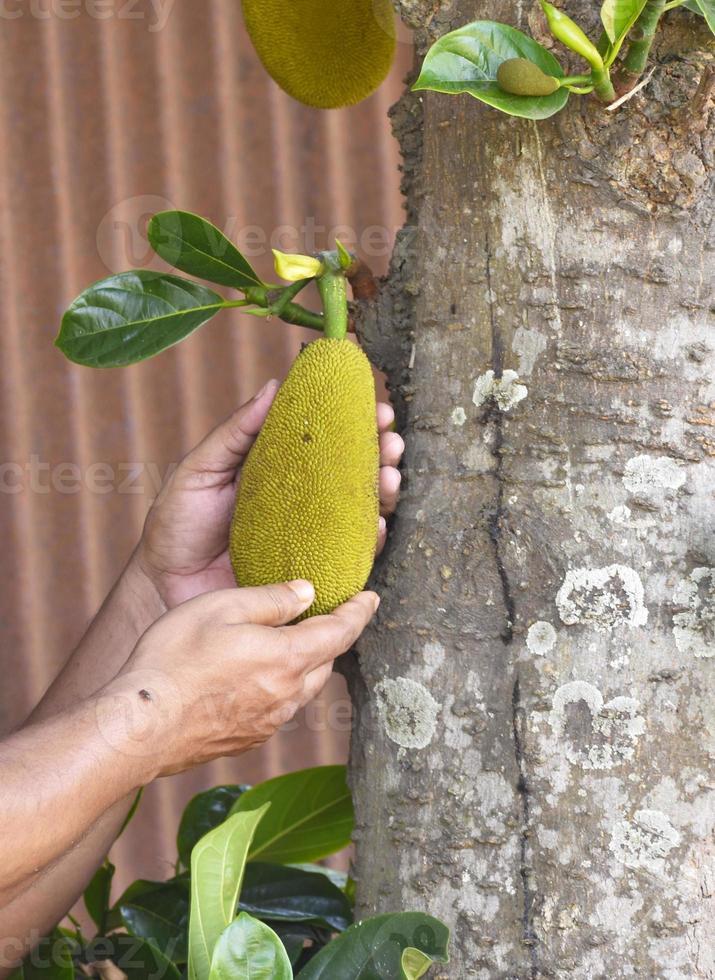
[
  {"xmin": 472, "ymin": 369, "xmax": 527, "ymax": 412},
  {"xmin": 672, "ymin": 567, "xmax": 715, "ymax": 659},
  {"xmin": 609, "ymin": 809, "xmax": 681, "ymax": 875},
  {"xmin": 374, "ymin": 676, "xmax": 441, "ymax": 750},
  {"xmin": 556, "ymin": 565, "xmax": 648, "ymax": 631},
  {"xmin": 526, "ymin": 620, "xmax": 557, "ymax": 656},
  {"xmin": 622, "ymin": 454, "xmax": 686, "ymax": 505},
  {"xmin": 550, "ymin": 681, "xmax": 646, "ymax": 770},
  {"xmin": 450, "ymin": 406, "xmax": 467, "ymax": 426}
]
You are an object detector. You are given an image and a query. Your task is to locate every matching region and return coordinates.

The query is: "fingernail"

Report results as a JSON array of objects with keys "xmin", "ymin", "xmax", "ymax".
[
  {"xmin": 253, "ymin": 379, "xmax": 278, "ymax": 401},
  {"xmin": 371, "ymin": 592, "xmax": 381, "ymax": 611},
  {"xmin": 288, "ymin": 579, "xmax": 314, "ymax": 603},
  {"xmin": 378, "ymin": 516, "xmax": 386, "ymax": 532}
]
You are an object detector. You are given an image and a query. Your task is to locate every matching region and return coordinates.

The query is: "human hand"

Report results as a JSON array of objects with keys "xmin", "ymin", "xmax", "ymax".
[
  {"xmin": 134, "ymin": 381, "xmax": 404, "ymax": 609},
  {"xmin": 105, "ymin": 581, "xmax": 378, "ymax": 777}
]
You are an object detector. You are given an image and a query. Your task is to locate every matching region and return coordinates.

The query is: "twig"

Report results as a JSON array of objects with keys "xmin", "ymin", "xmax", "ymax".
[{"xmin": 606, "ymin": 66, "xmax": 656, "ymax": 110}]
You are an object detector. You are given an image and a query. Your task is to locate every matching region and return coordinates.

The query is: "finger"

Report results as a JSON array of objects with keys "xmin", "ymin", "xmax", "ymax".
[
  {"xmin": 379, "ymin": 431, "xmax": 404, "ymax": 468},
  {"xmin": 178, "ymin": 380, "xmax": 280, "ymax": 480},
  {"xmin": 288, "ymin": 592, "xmax": 380, "ymax": 672},
  {"xmin": 222, "ymin": 580, "xmax": 315, "ymax": 627},
  {"xmin": 375, "ymin": 516, "xmax": 387, "ymax": 555},
  {"xmin": 379, "ymin": 467, "xmax": 401, "ymax": 517},
  {"xmin": 301, "ymin": 662, "xmax": 335, "ymax": 704},
  {"xmin": 377, "ymin": 402, "xmax": 395, "ymax": 432}
]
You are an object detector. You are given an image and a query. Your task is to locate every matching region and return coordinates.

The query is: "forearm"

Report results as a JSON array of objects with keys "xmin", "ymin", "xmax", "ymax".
[
  {"xmin": 0, "ymin": 681, "xmax": 160, "ymax": 966},
  {"xmin": 0, "ymin": 557, "xmax": 165, "ymax": 969}
]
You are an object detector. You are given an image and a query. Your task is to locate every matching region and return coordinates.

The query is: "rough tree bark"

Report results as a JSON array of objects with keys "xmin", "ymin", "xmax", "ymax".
[{"xmin": 347, "ymin": 1, "xmax": 714, "ymax": 976}]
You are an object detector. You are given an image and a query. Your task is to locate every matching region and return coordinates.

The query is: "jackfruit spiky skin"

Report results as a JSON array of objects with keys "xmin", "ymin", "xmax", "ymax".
[
  {"xmin": 241, "ymin": 0, "xmax": 396, "ymax": 109},
  {"xmin": 230, "ymin": 338, "xmax": 379, "ymax": 618}
]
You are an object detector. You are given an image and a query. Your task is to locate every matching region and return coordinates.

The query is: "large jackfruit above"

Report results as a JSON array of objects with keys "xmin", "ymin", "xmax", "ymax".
[
  {"xmin": 241, "ymin": 0, "xmax": 396, "ymax": 109},
  {"xmin": 230, "ymin": 338, "xmax": 379, "ymax": 618}
]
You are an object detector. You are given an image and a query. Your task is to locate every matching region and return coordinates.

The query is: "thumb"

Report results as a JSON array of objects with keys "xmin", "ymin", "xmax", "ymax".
[{"xmin": 230, "ymin": 580, "xmax": 315, "ymax": 626}]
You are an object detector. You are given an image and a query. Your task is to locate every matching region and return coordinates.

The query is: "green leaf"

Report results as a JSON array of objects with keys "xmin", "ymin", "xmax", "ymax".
[
  {"xmin": 231, "ymin": 766, "xmax": 353, "ymax": 864},
  {"xmin": 149, "ymin": 211, "xmax": 263, "ymax": 291},
  {"xmin": 413, "ymin": 21, "xmax": 569, "ymax": 119},
  {"xmin": 188, "ymin": 804, "xmax": 270, "ymax": 980},
  {"xmin": 116, "ymin": 937, "xmax": 182, "ymax": 980},
  {"xmin": 57, "ymin": 271, "xmax": 228, "ymax": 368},
  {"xmin": 296, "ymin": 912, "xmax": 450, "ymax": 980},
  {"xmin": 685, "ymin": 0, "xmax": 715, "ymax": 31},
  {"xmin": 289, "ymin": 863, "xmax": 349, "ymax": 891},
  {"xmin": 209, "ymin": 913, "xmax": 292, "ymax": 980},
  {"xmin": 178, "ymin": 785, "xmax": 250, "ymax": 869},
  {"xmin": 401, "ymin": 947, "xmax": 433, "ymax": 980},
  {"xmin": 238, "ymin": 863, "xmax": 352, "ymax": 932},
  {"xmin": 19, "ymin": 931, "xmax": 76, "ymax": 980},
  {"xmin": 600, "ymin": 0, "xmax": 648, "ymax": 42},
  {"xmin": 117, "ymin": 876, "xmax": 190, "ymax": 963},
  {"xmin": 84, "ymin": 860, "xmax": 115, "ymax": 933}
]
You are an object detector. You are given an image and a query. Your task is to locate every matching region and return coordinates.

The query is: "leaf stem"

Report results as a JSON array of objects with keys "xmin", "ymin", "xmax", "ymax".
[
  {"xmin": 591, "ymin": 64, "xmax": 617, "ymax": 101},
  {"xmin": 620, "ymin": 0, "xmax": 666, "ymax": 78},
  {"xmin": 243, "ymin": 286, "xmax": 324, "ymax": 331}
]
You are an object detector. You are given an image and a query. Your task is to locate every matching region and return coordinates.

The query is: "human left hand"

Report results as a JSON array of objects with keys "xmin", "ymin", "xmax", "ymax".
[{"xmin": 134, "ymin": 380, "xmax": 404, "ymax": 609}]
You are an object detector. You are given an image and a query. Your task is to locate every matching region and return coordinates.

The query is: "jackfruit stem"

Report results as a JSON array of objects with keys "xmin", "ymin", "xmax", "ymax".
[{"xmin": 317, "ymin": 270, "xmax": 348, "ymax": 340}]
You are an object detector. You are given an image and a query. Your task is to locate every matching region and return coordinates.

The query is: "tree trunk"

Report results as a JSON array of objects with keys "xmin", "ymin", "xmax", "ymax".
[{"xmin": 348, "ymin": 2, "xmax": 714, "ymax": 976}]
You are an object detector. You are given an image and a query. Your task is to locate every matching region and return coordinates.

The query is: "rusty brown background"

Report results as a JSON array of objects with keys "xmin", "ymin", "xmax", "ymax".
[{"xmin": 0, "ymin": 0, "xmax": 409, "ymax": 891}]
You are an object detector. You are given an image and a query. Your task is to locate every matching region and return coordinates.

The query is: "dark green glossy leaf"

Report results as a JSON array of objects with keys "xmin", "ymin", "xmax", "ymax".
[
  {"xmin": 57, "ymin": 271, "xmax": 227, "ymax": 368},
  {"xmin": 84, "ymin": 860, "xmax": 115, "ymax": 933},
  {"xmin": 177, "ymin": 785, "xmax": 249, "ymax": 869},
  {"xmin": 289, "ymin": 863, "xmax": 349, "ymax": 892},
  {"xmin": 117, "ymin": 877, "xmax": 190, "ymax": 963},
  {"xmin": 114, "ymin": 937, "xmax": 182, "ymax": 980},
  {"xmin": 19, "ymin": 931, "xmax": 76, "ymax": 980},
  {"xmin": 296, "ymin": 913, "xmax": 450, "ymax": 980},
  {"xmin": 208, "ymin": 913, "xmax": 292, "ymax": 980},
  {"xmin": 231, "ymin": 766, "xmax": 352, "ymax": 864},
  {"xmin": 413, "ymin": 21, "xmax": 569, "ymax": 119},
  {"xmin": 268, "ymin": 921, "xmax": 331, "ymax": 970},
  {"xmin": 238, "ymin": 863, "xmax": 352, "ymax": 931},
  {"xmin": 188, "ymin": 805, "xmax": 269, "ymax": 980},
  {"xmin": 685, "ymin": 0, "xmax": 715, "ymax": 31},
  {"xmin": 148, "ymin": 211, "xmax": 263, "ymax": 290}
]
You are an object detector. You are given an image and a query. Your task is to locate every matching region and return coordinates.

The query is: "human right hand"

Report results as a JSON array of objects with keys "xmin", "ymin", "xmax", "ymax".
[{"xmin": 104, "ymin": 580, "xmax": 379, "ymax": 778}]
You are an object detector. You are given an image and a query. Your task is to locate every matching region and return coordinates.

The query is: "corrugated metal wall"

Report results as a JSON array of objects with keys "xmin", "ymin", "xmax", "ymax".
[{"xmin": 0, "ymin": 0, "xmax": 409, "ymax": 890}]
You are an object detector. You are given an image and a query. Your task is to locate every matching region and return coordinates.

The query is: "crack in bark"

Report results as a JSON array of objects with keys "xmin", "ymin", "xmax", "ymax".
[
  {"xmin": 513, "ymin": 675, "xmax": 539, "ymax": 979},
  {"xmin": 486, "ymin": 228, "xmax": 538, "ymax": 976}
]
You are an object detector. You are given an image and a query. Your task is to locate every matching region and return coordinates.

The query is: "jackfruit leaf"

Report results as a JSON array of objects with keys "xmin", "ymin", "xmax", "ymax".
[
  {"xmin": 413, "ymin": 21, "xmax": 568, "ymax": 119},
  {"xmin": 188, "ymin": 805, "xmax": 270, "ymax": 980},
  {"xmin": 289, "ymin": 863, "xmax": 349, "ymax": 891},
  {"xmin": 149, "ymin": 211, "xmax": 263, "ymax": 290},
  {"xmin": 401, "ymin": 947, "xmax": 433, "ymax": 979},
  {"xmin": 83, "ymin": 859, "xmax": 115, "ymax": 932},
  {"xmin": 684, "ymin": 0, "xmax": 715, "ymax": 32},
  {"xmin": 230, "ymin": 765, "xmax": 353, "ymax": 864},
  {"xmin": 295, "ymin": 913, "xmax": 450, "ymax": 979},
  {"xmin": 209, "ymin": 913, "xmax": 292, "ymax": 980},
  {"xmin": 57, "ymin": 271, "xmax": 228, "ymax": 367},
  {"xmin": 116, "ymin": 876, "xmax": 190, "ymax": 963},
  {"xmin": 16, "ymin": 930, "xmax": 75, "ymax": 980},
  {"xmin": 177, "ymin": 785, "xmax": 250, "ymax": 869},
  {"xmin": 238, "ymin": 863, "xmax": 352, "ymax": 931},
  {"xmin": 119, "ymin": 938, "xmax": 182, "ymax": 980},
  {"xmin": 600, "ymin": 0, "xmax": 648, "ymax": 42}
]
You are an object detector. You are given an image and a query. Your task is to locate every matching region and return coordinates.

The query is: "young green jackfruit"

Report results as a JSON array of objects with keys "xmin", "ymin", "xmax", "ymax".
[
  {"xmin": 241, "ymin": 0, "xmax": 396, "ymax": 109},
  {"xmin": 230, "ymin": 338, "xmax": 379, "ymax": 618},
  {"xmin": 496, "ymin": 58, "xmax": 560, "ymax": 96}
]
